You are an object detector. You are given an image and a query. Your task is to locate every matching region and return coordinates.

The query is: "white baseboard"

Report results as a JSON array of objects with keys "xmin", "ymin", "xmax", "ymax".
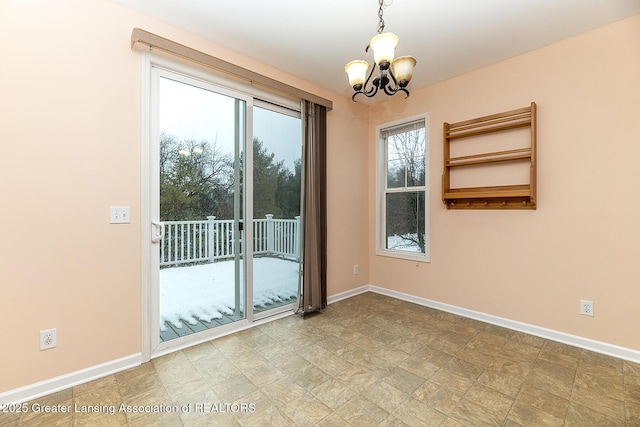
[
  {"xmin": 364, "ymin": 285, "xmax": 640, "ymax": 364},
  {"xmin": 0, "ymin": 353, "xmax": 142, "ymax": 404},
  {"xmin": 5, "ymin": 284, "xmax": 639, "ymax": 404},
  {"xmin": 327, "ymin": 285, "xmax": 369, "ymax": 304}
]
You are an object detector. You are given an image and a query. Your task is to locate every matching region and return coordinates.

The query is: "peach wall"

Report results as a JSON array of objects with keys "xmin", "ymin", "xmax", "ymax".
[
  {"xmin": 0, "ymin": 0, "xmax": 368, "ymax": 392},
  {"xmin": 368, "ymin": 15, "xmax": 640, "ymax": 351},
  {"xmin": 327, "ymin": 99, "xmax": 371, "ymax": 295}
]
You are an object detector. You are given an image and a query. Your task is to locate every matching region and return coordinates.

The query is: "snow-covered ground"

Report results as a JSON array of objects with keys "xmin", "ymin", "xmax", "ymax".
[
  {"xmin": 387, "ymin": 234, "xmax": 423, "ymax": 252},
  {"xmin": 160, "ymin": 257, "xmax": 299, "ymax": 330}
]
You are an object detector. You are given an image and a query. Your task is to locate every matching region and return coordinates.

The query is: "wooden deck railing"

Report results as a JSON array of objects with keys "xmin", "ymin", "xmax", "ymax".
[{"xmin": 160, "ymin": 215, "xmax": 300, "ymax": 266}]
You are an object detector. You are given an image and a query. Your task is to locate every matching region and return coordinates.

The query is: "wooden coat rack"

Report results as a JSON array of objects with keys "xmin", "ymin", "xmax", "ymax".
[{"xmin": 442, "ymin": 102, "xmax": 537, "ymax": 209}]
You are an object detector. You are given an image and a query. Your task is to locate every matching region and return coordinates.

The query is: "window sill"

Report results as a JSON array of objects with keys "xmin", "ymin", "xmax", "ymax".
[{"xmin": 376, "ymin": 249, "xmax": 430, "ymax": 263}]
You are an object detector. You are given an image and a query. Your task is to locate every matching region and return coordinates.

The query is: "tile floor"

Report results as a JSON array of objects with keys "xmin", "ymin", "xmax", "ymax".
[{"xmin": 2, "ymin": 292, "xmax": 640, "ymax": 426}]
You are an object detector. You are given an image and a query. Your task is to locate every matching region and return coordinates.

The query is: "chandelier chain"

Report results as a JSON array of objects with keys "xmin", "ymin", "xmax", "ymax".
[{"xmin": 377, "ymin": 0, "xmax": 385, "ymax": 34}]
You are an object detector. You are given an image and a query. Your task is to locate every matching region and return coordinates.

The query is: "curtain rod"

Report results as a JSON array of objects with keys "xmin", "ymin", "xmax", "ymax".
[{"xmin": 130, "ymin": 28, "xmax": 333, "ymax": 111}]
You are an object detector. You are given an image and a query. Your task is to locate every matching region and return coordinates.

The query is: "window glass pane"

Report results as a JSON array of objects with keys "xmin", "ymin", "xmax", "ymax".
[
  {"xmin": 386, "ymin": 125, "xmax": 425, "ymax": 188},
  {"xmin": 407, "ymin": 155, "xmax": 425, "ymax": 187},
  {"xmin": 159, "ymin": 77, "xmax": 237, "ymax": 222},
  {"xmin": 385, "ymin": 191, "xmax": 425, "ymax": 253},
  {"xmin": 253, "ymin": 106, "xmax": 301, "ymax": 218},
  {"xmin": 387, "ymin": 158, "xmax": 405, "ymax": 188},
  {"xmin": 252, "ymin": 105, "xmax": 302, "ymax": 315}
]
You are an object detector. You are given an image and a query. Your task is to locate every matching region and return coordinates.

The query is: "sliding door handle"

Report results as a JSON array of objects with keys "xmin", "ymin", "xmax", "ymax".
[{"xmin": 151, "ymin": 220, "xmax": 165, "ymax": 243}]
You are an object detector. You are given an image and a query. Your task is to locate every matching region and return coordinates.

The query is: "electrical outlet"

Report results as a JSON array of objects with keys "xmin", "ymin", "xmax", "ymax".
[
  {"xmin": 353, "ymin": 265, "xmax": 359, "ymax": 275},
  {"xmin": 40, "ymin": 328, "xmax": 57, "ymax": 350},
  {"xmin": 580, "ymin": 300, "xmax": 594, "ymax": 317}
]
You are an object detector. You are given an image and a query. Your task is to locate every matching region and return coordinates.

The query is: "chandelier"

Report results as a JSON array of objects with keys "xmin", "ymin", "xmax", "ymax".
[{"xmin": 344, "ymin": 0, "xmax": 417, "ymax": 101}]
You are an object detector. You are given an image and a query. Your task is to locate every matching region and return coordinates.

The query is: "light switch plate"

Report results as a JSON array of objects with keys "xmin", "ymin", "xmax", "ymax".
[{"xmin": 110, "ymin": 206, "xmax": 131, "ymax": 224}]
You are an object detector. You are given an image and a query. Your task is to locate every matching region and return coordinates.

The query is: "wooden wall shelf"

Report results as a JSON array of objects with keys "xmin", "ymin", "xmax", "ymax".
[{"xmin": 442, "ymin": 102, "xmax": 537, "ymax": 210}]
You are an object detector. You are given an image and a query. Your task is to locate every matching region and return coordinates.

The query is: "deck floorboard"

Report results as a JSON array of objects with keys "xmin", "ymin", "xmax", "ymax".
[{"xmin": 159, "ymin": 296, "xmax": 297, "ymax": 342}]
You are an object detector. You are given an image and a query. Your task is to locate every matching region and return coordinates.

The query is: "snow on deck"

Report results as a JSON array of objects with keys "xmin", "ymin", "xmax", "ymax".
[{"xmin": 160, "ymin": 257, "xmax": 299, "ymax": 331}]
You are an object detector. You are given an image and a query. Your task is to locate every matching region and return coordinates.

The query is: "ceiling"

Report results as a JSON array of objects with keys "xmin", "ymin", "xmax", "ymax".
[{"xmin": 110, "ymin": 0, "xmax": 640, "ymax": 100}]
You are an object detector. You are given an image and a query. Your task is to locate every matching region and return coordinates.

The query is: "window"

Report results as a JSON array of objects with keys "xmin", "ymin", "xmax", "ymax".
[{"xmin": 377, "ymin": 114, "xmax": 429, "ymax": 262}]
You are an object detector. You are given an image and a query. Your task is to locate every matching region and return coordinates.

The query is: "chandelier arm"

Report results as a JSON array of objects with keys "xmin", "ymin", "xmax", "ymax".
[
  {"xmin": 387, "ymin": 67, "xmax": 400, "ymax": 88},
  {"xmin": 361, "ymin": 62, "xmax": 379, "ymax": 94},
  {"xmin": 352, "ymin": 83, "xmax": 380, "ymax": 101},
  {"xmin": 382, "ymin": 82, "xmax": 399, "ymax": 96},
  {"xmin": 380, "ymin": 82, "xmax": 410, "ymax": 98},
  {"xmin": 351, "ymin": 63, "xmax": 379, "ymax": 101},
  {"xmin": 365, "ymin": 83, "xmax": 380, "ymax": 98},
  {"xmin": 380, "ymin": 68, "xmax": 400, "ymax": 95}
]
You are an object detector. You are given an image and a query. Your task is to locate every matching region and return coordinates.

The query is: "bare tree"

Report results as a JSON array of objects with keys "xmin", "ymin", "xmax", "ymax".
[{"xmin": 159, "ymin": 132, "xmax": 234, "ymax": 220}]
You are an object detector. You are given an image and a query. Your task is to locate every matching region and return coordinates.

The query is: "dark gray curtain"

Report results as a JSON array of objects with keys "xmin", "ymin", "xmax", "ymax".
[{"xmin": 299, "ymin": 101, "xmax": 327, "ymax": 314}]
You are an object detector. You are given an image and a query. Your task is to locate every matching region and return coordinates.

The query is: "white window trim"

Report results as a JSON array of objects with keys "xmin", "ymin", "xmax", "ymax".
[{"xmin": 375, "ymin": 112, "xmax": 430, "ymax": 263}]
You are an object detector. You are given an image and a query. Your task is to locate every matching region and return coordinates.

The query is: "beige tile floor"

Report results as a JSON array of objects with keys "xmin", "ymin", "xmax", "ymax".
[{"xmin": 3, "ymin": 292, "xmax": 640, "ymax": 426}]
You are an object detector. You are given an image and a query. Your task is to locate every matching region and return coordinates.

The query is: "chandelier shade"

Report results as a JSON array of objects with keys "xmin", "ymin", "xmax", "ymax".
[
  {"xmin": 344, "ymin": 60, "xmax": 370, "ymax": 89},
  {"xmin": 345, "ymin": 1, "xmax": 416, "ymax": 101},
  {"xmin": 370, "ymin": 32, "xmax": 398, "ymax": 65},
  {"xmin": 391, "ymin": 55, "xmax": 417, "ymax": 87}
]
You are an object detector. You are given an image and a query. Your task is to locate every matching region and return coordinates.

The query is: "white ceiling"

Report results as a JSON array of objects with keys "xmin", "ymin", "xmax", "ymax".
[{"xmin": 110, "ymin": 0, "xmax": 640, "ymax": 100}]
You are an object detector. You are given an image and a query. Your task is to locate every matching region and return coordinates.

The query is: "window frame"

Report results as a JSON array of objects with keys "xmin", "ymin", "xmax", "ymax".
[{"xmin": 375, "ymin": 113, "xmax": 430, "ymax": 263}]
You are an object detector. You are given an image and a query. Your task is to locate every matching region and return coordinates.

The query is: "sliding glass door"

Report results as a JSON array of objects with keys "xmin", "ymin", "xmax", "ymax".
[{"xmin": 148, "ymin": 64, "xmax": 302, "ymax": 351}]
